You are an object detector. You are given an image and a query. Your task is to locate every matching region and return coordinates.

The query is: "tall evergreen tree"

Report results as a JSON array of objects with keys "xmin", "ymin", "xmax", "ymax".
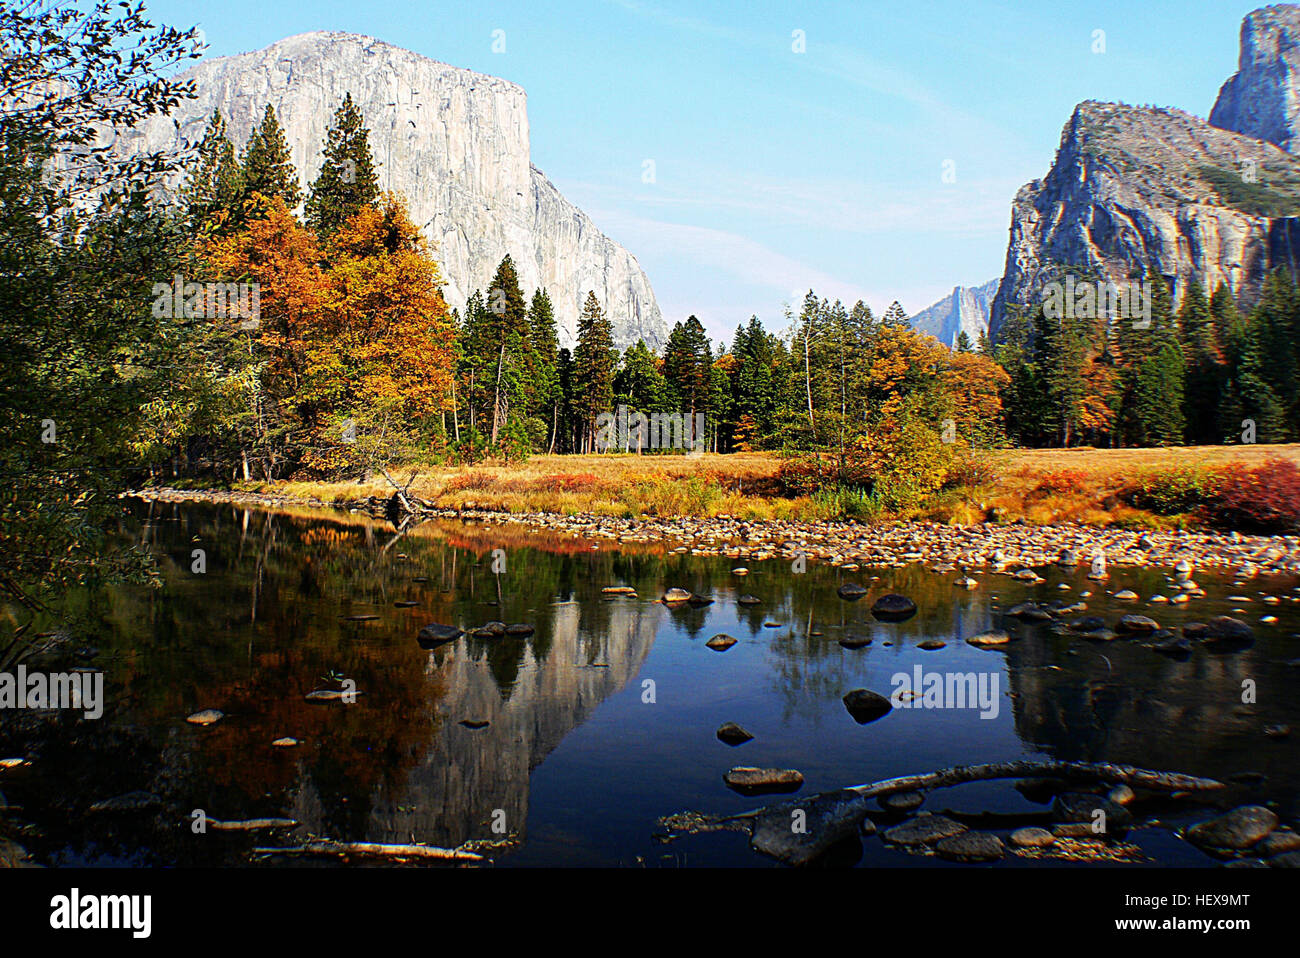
[
  {"xmin": 572, "ymin": 292, "xmax": 616, "ymax": 452},
  {"xmin": 181, "ymin": 109, "xmax": 241, "ymax": 231},
  {"xmin": 1178, "ymin": 280, "xmax": 1223, "ymax": 445},
  {"xmin": 527, "ymin": 289, "xmax": 561, "ymax": 452},
  {"xmin": 239, "ymin": 104, "xmax": 301, "ymax": 209},
  {"xmin": 305, "ymin": 93, "xmax": 379, "ymax": 236}
]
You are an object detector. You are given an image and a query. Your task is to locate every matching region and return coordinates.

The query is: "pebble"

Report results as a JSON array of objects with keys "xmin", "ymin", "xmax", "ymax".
[
  {"xmin": 716, "ymin": 722, "xmax": 754, "ymax": 745},
  {"xmin": 1010, "ymin": 826, "xmax": 1056, "ymax": 848},
  {"xmin": 186, "ymin": 709, "xmax": 224, "ymax": 726},
  {"xmin": 705, "ymin": 634, "xmax": 737, "ymax": 651}
]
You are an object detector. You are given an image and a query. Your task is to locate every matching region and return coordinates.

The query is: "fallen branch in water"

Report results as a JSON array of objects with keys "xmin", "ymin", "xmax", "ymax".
[
  {"xmin": 658, "ymin": 761, "xmax": 1226, "ymax": 837},
  {"xmin": 209, "ymin": 818, "xmax": 298, "ymax": 831},
  {"xmin": 253, "ymin": 839, "xmax": 485, "ymax": 863},
  {"xmin": 844, "ymin": 761, "xmax": 1226, "ymax": 798}
]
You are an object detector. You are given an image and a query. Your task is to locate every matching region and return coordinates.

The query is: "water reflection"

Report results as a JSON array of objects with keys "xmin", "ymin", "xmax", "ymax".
[{"xmin": 0, "ymin": 500, "xmax": 1296, "ymax": 867}]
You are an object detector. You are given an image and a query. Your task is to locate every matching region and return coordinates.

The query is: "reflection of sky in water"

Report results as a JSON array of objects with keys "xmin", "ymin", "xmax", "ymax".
[{"xmin": 5, "ymin": 500, "xmax": 1298, "ymax": 867}]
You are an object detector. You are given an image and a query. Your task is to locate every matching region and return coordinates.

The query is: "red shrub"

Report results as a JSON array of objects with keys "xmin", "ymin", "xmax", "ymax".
[
  {"xmin": 1034, "ymin": 469, "xmax": 1090, "ymax": 495},
  {"xmin": 1203, "ymin": 458, "xmax": 1300, "ymax": 533}
]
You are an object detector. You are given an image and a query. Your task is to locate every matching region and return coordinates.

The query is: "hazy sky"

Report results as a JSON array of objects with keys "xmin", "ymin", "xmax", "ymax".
[{"xmin": 145, "ymin": 0, "xmax": 1261, "ymax": 344}]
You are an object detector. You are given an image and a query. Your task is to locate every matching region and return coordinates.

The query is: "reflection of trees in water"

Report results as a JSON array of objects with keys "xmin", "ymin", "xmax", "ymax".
[{"xmin": 4, "ymin": 502, "xmax": 668, "ymax": 862}]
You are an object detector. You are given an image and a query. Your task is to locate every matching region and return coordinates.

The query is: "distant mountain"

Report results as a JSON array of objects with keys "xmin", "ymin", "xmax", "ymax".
[
  {"xmin": 125, "ymin": 32, "xmax": 666, "ymax": 350},
  {"xmin": 910, "ymin": 279, "xmax": 998, "ymax": 347},
  {"xmin": 989, "ymin": 6, "xmax": 1300, "ymax": 343}
]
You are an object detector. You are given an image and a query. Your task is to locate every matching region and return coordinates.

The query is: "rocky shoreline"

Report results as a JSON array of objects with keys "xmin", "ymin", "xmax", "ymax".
[{"xmin": 128, "ymin": 486, "xmax": 1300, "ymax": 577}]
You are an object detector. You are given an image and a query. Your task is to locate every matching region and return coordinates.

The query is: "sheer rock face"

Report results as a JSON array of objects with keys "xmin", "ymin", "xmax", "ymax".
[
  {"xmin": 911, "ymin": 279, "xmax": 998, "ymax": 347},
  {"xmin": 1211, "ymin": 5, "xmax": 1300, "ymax": 153},
  {"xmin": 124, "ymin": 31, "xmax": 664, "ymax": 349},
  {"xmin": 988, "ymin": 100, "xmax": 1300, "ymax": 343}
]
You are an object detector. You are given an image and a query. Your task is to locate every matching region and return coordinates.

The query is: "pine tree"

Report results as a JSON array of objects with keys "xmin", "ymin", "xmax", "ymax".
[
  {"xmin": 181, "ymin": 109, "xmax": 242, "ymax": 231},
  {"xmin": 955, "ymin": 330, "xmax": 973, "ymax": 352},
  {"xmin": 475, "ymin": 255, "xmax": 531, "ymax": 443},
  {"xmin": 881, "ymin": 300, "xmax": 910, "ymax": 329},
  {"xmin": 239, "ymin": 104, "xmax": 301, "ymax": 209},
  {"xmin": 572, "ymin": 292, "xmax": 616, "ymax": 452},
  {"xmin": 527, "ymin": 289, "xmax": 561, "ymax": 451},
  {"xmin": 662, "ymin": 315, "xmax": 713, "ymax": 446},
  {"xmin": 1178, "ymin": 280, "xmax": 1223, "ymax": 445},
  {"xmin": 305, "ymin": 93, "xmax": 379, "ymax": 236}
]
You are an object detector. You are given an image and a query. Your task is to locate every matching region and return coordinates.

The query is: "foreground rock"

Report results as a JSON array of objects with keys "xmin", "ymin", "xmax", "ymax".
[
  {"xmin": 750, "ymin": 790, "xmax": 869, "ymax": 866},
  {"xmin": 1186, "ymin": 806, "xmax": 1278, "ymax": 851},
  {"xmin": 724, "ymin": 767, "xmax": 804, "ymax": 795}
]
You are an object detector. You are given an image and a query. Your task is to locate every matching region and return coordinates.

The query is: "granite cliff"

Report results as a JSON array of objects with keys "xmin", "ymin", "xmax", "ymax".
[{"xmin": 124, "ymin": 32, "xmax": 665, "ymax": 349}]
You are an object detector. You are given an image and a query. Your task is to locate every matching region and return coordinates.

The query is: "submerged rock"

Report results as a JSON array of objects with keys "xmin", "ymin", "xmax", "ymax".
[
  {"xmin": 472, "ymin": 621, "xmax": 507, "ymax": 638},
  {"xmin": 737, "ymin": 594, "xmax": 761, "ymax": 606},
  {"xmin": 724, "ymin": 766, "xmax": 804, "ymax": 795},
  {"xmin": 716, "ymin": 722, "xmax": 754, "ymax": 745},
  {"xmin": 842, "ymin": 688, "xmax": 893, "ymax": 724},
  {"xmin": 837, "ymin": 583, "xmax": 868, "ymax": 601},
  {"xmin": 750, "ymin": 790, "xmax": 868, "ymax": 866},
  {"xmin": 1202, "ymin": 616, "xmax": 1255, "ymax": 646},
  {"xmin": 505, "ymin": 623, "xmax": 535, "ymax": 637},
  {"xmin": 1186, "ymin": 806, "xmax": 1278, "ymax": 851}
]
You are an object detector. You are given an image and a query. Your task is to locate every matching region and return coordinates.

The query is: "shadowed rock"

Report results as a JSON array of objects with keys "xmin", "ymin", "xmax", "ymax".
[
  {"xmin": 750, "ymin": 790, "xmax": 868, "ymax": 866},
  {"xmin": 842, "ymin": 688, "xmax": 893, "ymax": 724}
]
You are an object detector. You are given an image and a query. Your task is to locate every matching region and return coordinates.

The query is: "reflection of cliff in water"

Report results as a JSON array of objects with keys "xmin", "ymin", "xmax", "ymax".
[
  {"xmin": 1004, "ymin": 623, "xmax": 1300, "ymax": 806},
  {"xmin": 288, "ymin": 597, "xmax": 663, "ymax": 849}
]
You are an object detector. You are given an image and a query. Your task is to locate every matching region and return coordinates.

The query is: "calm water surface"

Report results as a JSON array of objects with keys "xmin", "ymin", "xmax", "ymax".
[{"xmin": 3, "ymin": 500, "xmax": 1298, "ymax": 867}]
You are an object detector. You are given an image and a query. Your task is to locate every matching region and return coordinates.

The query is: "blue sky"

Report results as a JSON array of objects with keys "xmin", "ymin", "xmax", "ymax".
[{"xmin": 146, "ymin": 0, "xmax": 1261, "ymax": 344}]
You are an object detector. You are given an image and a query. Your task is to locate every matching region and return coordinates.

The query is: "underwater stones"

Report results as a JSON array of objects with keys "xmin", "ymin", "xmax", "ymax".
[
  {"xmin": 836, "ymin": 583, "xmax": 868, "ymax": 601},
  {"xmin": 472, "ymin": 622, "xmax": 507, "ymax": 638},
  {"xmin": 737, "ymin": 594, "xmax": 761, "ymax": 606},
  {"xmin": 505, "ymin": 623, "xmax": 535, "ymax": 637},
  {"xmin": 1202, "ymin": 616, "xmax": 1255, "ymax": 645}
]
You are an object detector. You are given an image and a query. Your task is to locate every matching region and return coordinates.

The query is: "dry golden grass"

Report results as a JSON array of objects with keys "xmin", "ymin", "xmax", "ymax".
[{"xmin": 239, "ymin": 444, "xmax": 1300, "ymax": 526}]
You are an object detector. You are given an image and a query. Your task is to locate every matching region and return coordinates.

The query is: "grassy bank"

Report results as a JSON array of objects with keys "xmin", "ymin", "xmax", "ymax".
[{"xmin": 215, "ymin": 444, "xmax": 1300, "ymax": 528}]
